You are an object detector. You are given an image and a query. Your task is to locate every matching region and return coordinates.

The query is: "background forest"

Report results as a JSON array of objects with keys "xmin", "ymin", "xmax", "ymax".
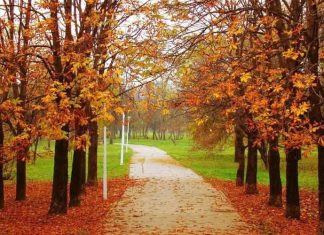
[{"xmin": 0, "ymin": 0, "xmax": 324, "ymax": 234}]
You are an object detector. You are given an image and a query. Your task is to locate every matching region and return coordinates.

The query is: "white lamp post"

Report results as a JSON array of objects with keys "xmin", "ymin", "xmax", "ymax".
[
  {"xmin": 103, "ymin": 126, "xmax": 108, "ymax": 200},
  {"xmin": 120, "ymin": 113, "xmax": 125, "ymax": 165},
  {"xmin": 126, "ymin": 116, "xmax": 131, "ymax": 152}
]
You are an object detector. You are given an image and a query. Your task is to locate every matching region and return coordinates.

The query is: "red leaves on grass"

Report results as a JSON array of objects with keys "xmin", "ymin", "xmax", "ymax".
[
  {"xmin": 208, "ymin": 179, "xmax": 318, "ymax": 234},
  {"xmin": 0, "ymin": 179, "xmax": 134, "ymax": 235}
]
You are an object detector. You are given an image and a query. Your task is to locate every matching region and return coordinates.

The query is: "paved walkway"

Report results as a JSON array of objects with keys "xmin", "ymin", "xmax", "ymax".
[{"xmin": 105, "ymin": 145, "xmax": 249, "ymax": 234}]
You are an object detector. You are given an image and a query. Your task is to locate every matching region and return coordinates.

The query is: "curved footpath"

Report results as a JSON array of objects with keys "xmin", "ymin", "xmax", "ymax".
[{"xmin": 105, "ymin": 144, "xmax": 250, "ymax": 234}]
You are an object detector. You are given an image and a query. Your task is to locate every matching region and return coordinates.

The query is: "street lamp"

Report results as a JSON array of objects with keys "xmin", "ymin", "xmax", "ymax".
[
  {"xmin": 126, "ymin": 116, "xmax": 131, "ymax": 152},
  {"xmin": 120, "ymin": 112, "xmax": 125, "ymax": 165},
  {"xmin": 103, "ymin": 126, "xmax": 107, "ymax": 200}
]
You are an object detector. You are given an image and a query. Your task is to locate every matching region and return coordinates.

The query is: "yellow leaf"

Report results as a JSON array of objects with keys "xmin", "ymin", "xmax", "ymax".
[
  {"xmin": 114, "ymin": 107, "xmax": 124, "ymax": 114},
  {"xmin": 291, "ymin": 102, "xmax": 310, "ymax": 116},
  {"xmin": 161, "ymin": 109, "xmax": 170, "ymax": 116},
  {"xmin": 282, "ymin": 48, "xmax": 303, "ymax": 60},
  {"xmin": 213, "ymin": 92, "xmax": 221, "ymax": 99},
  {"xmin": 240, "ymin": 73, "xmax": 251, "ymax": 83}
]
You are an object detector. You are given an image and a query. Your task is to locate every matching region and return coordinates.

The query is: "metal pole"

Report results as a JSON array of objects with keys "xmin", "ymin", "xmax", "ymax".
[
  {"xmin": 120, "ymin": 113, "xmax": 125, "ymax": 165},
  {"xmin": 103, "ymin": 126, "xmax": 107, "ymax": 200},
  {"xmin": 126, "ymin": 116, "xmax": 130, "ymax": 152}
]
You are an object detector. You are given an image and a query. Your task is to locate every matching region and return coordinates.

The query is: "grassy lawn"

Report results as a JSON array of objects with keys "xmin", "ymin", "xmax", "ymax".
[
  {"xmin": 25, "ymin": 140, "xmax": 132, "ymax": 181},
  {"xmin": 128, "ymin": 138, "xmax": 318, "ymax": 190},
  {"xmin": 21, "ymin": 136, "xmax": 318, "ymax": 190}
]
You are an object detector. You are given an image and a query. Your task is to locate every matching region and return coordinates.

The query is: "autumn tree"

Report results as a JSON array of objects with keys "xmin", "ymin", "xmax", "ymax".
[
  {"xmin": 0, "ymin": 0, "xmax": 43, "ymax": 202},
  {"xmin": 37, "ymin": 0, "xmax": 122, "ymax": 211},
  {"xmin": 163, "ymin": 0, "xmax": 323, "ymax": 224},
  {"xmin": 27, "ymin": 0, "xmax": 167, "ymax": 213}
]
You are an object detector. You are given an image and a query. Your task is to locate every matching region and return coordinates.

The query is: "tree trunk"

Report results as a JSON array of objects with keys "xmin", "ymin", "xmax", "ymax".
[
  {"xmin": 0, "ymin": 121, "xmax": 4, "ymax": 209},
  {"xmin": 49, "ymin": 126, "xmax": 69, "ymax": 214},
  {"xmin": 16, "ymin": 157, "xmax": 26, "ymax": 201},
  {"xmin": 80, "ymin": 149, "xmax": 86, "ymax": 192},
  {"xmin": 152, "ymin": 128, "xmax": 157, "ymax": 140},
  {"xmin": 70, "ymin": 149, "xmax": 83, "ymax": 207},
  {"xmin": 245, "ymin": 133, "xmax": 258, "ymax": 194},
  {"xmin": 15, "ymin": 127, "xmax": 27, "ymax": 201},
  {"xmin": 259, "ymin": 141, "xmax": 269, "ymax": 169},
  {"xmin": 48, "ymin": 0, "xmax": 69, "ymax": 215},
  {"xmin": 33, "ymin": 138, "xmax": 39, "ymax": 164},
  {"xmin": 286, "ymin": 148, "xmax": 300, "ymax": 219},
  {"xmin": 109, "ymin": 125, "xmax": 114, "ymax": 144},
  {"xmin": 268, "ymin": 137, "xmax": 282, "ymax": 207},
  {"xmin": 78, "ymin": 114, "xmax": 87, "ymax": 193},
  {"xmin": 144, "ymin": 126, "xmax": 148, "ymax": 139},
  {"xmin": 236, "ymin": 152, "xmax": 245, "ymax": 187},
  {"xmin": 87, "ymin": 120, "xmax": 98, "ymax": 186},
  {"xmin": 70, "ymin": 123, "xmax": 87, "ymax": 207},
  {"xmin": 235, "ymin": 125, "xmax": 245, "ymax": 186}
]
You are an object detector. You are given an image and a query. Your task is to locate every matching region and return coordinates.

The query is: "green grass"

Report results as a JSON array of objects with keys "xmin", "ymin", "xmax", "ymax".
[
  {"xmin": 128, "ymin": 138, "xmax": 318, "ymax": 190},
  {"xmin": 25, "ymin": 140, "xmax": 132, "ymax": 181},
  {"xmin": 24, "ymin": 136, "xmax": 318, "ymax": 190}
]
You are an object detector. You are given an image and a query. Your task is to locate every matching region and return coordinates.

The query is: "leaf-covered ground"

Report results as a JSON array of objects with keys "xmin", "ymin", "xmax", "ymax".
[
  {"xmin": 0, "ymin": 176, "xmax": 318, "ymax": 234},
  {"xmin": 0, "ymin": 179, "xmax": 135, "ymax": 235},
  {"xmin": 208, "ymin": 179, "xmax": 318, "ymax": 234}
]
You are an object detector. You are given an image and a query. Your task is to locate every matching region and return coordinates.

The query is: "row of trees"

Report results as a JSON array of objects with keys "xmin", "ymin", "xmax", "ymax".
[
  {"xmin": 1, "ymin": 1, "xmax": 323, "ymax": 232},
  {"xmin": 126, "ymin": 81, "xmax": 186, "ymax": 141},
  {"xmin": 0, "ymin": 0, "xmax": 165, "ymax": 214},
  {"xmin": 165, "ymin": 0, "xmax": 324, "ymax": 232}
]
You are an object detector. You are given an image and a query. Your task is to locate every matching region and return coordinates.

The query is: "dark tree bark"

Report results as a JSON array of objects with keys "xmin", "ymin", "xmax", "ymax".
[
  {"xmin": 16, "ymin": 157, "xmax": 26, "ymax": 201},
  {"xmin": 15, "ymin": 125, "xmax": 28, "ymax": 201},
  {"xmin": 14, "ymin": 0, "xmax": 31, "ymax": 202},
  {"xmin": 245, "ymin": 133, "xmax": 258, "ymax": 194},
  {"xmin": 70, "ymin": 150, "xmax": 83, "ymax": 207},
  {"xmin": 48, "ymin": 0, "xmax": 69, "ymax": 215},
  {"xmin": 286, "ymin": 148, "xmax": 301, "ymax": 219},
  {"xmin": 70, "ymin": 121, "xmax": 87, "ymax": 207},
  {"xmin": 15, "ymin": 123, "xmax": 28, "ymax": 201},
  {"xmin": 0, "ymin": 120, "xmax": 4, "ymax": 209},
  {"xmin": 268, "ymin": 137, "xmax": 282, "ymax": 207},
  {"xmin": 49, "ymin": 126, "xmax": 69, "ymax": 214},
  {"xmin": 33, "ymin": 138, "xmax": 39, "ymax": 164},
  {"xmin": 0, "ymin": 0, "xmax": 31, "ymax": 204},
  {"xmin": 258, "ymin": 141, "xmax": 269, "ymax": 169},
  {"xmin": 109, "ymin": 124, "xmax": 115, "ymax": 144},
  {"xmin": 80, "ymin": 148, "xmax": 86, "ymax": 192},
  {"xmin": 80, "ymin": 122, "xmax": 87, "ymax": 192},
  {"xmin": 235, "ymin": 125, "xmax": 245, "ymax": 186},
  {"xmin": 87, "ymin": 119, "xmax": 98, "ymax": 186},
  {"xmin": 152, "ymin": 127, "xmax": 158, "ymax": 140},
  {"xmin": 14, "ymin": 83, "xmax": 28, "ymax": 201}
]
